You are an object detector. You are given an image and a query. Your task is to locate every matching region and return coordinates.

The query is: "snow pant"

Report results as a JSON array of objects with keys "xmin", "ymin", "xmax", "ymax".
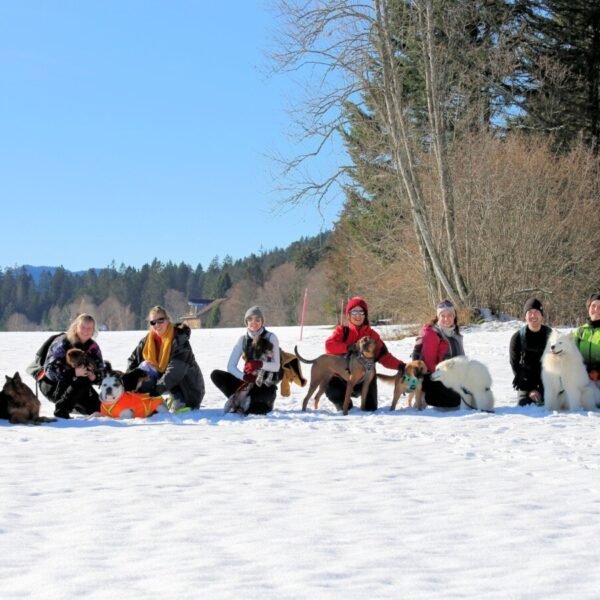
[
  {"xmin": 325, "ymin": 375, "xmax": 378, "ymax": 412},
  {"xmin": 210, "ymin": 369, "xmax": 276, "ymax": 415},
  {"xmin": 422, "ymin": 373, "xmax": 462, "ymax": 408},
  {"xmin": 39, "ymin": 377, "xmax": 101, "ymax": 417}
]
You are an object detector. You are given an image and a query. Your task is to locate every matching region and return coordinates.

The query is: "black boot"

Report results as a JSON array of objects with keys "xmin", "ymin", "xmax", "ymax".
[{"xmin": 54, "ymin": 386, "xmax": 75, "ymax": 419}]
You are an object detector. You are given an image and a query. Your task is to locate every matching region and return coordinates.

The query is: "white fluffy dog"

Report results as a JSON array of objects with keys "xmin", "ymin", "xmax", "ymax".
[
  {"xmin": 430, "ymin": 356, "xmax": 495, "ymax": 411},
  {"xmin": 541, "ymin": 329, "xmax": 600, "ymax": 412}
]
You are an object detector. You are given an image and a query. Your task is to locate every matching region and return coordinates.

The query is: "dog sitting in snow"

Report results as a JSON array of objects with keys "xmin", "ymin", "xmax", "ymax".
[
  {"xmin": 99, "ymin": 370, "xmax": 167, "ymax": 419},
  {"xmin": 541, "ymin": 329, "xmax": 600, "ymax": 412},
  {"xmin": 0, "ymin": 372, "xmax": 56, "ymax": 424}
]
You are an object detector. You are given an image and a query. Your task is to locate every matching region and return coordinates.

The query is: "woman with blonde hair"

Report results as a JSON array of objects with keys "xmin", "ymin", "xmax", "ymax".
[
  {"xmin": 125, "ymin": 306, "xmax": 205, "ymax": 412},
  {"xmin": 40, "ymin": 313, "xmax": 105, "ymax": 419}
]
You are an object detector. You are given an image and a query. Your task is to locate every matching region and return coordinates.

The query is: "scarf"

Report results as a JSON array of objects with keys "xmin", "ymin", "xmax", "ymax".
[{"xmin": 142, "ymin": 322, "xmax": 175, "ymax": 373}]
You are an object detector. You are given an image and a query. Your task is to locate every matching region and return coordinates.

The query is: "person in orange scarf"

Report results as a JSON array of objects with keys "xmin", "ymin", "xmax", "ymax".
[{"xmin": 125, "ymin": 305, "xmax": 205, "ymax": 412}]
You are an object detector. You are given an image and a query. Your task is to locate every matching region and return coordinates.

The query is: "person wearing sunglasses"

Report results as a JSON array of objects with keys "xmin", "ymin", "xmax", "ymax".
[
  {"xmin": 412, "ymin": 299, "xmax": 464, "ymax": 408},
  {"xmin": 323, "ymin": 296, "xmax": 406, "ymax": 412},
  {"xmin": 125, "ymin": 305, "xmax": 205, "ymax": 412}
]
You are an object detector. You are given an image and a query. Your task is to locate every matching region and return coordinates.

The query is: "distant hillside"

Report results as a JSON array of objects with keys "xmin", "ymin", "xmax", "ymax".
[
  {"xmin": 0, "ymin": 232, "xmax": 332, "ymax": 330},
  {"xmin": 20, "ymin": 265, "xmax": 96, "ymax": 284}
]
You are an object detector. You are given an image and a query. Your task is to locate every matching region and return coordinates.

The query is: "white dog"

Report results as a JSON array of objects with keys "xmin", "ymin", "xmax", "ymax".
[
  {"xmin": 541, "ymin": 329, "xmax": 600, "ymax": 412},
  {"xmin": 430, "ymin": 356, "xmax": 495, "ymax": 411}
]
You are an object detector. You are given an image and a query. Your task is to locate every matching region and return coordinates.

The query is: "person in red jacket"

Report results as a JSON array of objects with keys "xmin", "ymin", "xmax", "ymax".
[
  {"xmin": 414, "ymin": 299, "xmax": 464, "ymax": 408},
  {"xmin": 324, "ymin": 297, "xmax": 405, "ymax": 411}
]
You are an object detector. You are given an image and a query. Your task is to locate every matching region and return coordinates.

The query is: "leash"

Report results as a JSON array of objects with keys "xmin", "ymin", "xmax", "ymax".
[{"xmin": 459, "ymin": 385, "xmax": 494, "ymax": 413}]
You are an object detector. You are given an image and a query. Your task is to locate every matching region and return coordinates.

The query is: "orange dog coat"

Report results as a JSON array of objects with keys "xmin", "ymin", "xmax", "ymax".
[{"xmin": 100, "ymin": 391, "xmax": 165, "ymax": 418}]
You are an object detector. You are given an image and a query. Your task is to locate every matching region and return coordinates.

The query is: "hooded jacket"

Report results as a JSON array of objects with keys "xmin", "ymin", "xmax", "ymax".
[
  {"xmin": 127, "ymin": 322, "xmax": 205, "ymax": 409},
  {"xmin": 325, "ymin": 297, "xmax": 404, "ymax": 370}
]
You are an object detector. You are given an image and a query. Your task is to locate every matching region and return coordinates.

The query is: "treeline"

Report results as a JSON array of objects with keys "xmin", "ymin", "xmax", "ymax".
[
  {"xmin": 275, "ymin": 0, "xmax": 600, "ymax": 324},
  {"xmin": 0, "ymin": 233, "xmax": 330, "ymax": 331}
]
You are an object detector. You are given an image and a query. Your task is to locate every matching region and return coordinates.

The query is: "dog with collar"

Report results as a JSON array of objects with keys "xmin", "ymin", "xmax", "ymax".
[
  {"xmin": 377, "ymin": 359, "xmax": 428, "ymax": 410},
  {"xmin": 294, "ymin": 336, "xmax": 377, "ymax": 415},
  {"xmin": 99, "ymin": 370, "xmax": 167, "ymax": 419}
]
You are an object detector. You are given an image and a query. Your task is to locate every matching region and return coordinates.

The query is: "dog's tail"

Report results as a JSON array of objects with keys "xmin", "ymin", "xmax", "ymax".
[{"xmin": 293, "ymin": 345, "xmax": 317, "ymax": 364}]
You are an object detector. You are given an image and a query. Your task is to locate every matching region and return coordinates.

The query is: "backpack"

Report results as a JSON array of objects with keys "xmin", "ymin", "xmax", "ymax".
[{"xmin": 26, "ymin": 332, "xmax": 64, "ymax": 381}]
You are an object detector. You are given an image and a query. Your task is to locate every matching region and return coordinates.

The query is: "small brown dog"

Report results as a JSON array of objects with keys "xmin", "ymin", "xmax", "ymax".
[
  {"xmin": 0, "ymin": 372, "xmax": 56, "ymax": 424},
  {"xmin": 377, "ymin": 360, "xmax": 428, "ymax": 410},
  {"xmin": 66, "ymin": 348, "xmax": 94, "ymax": 372},
  {"xmin": 294, "ymin": 336, "xmax": 377, "ymax": 415}
]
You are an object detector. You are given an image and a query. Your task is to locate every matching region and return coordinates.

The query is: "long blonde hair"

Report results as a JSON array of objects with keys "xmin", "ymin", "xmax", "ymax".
[{"xmin": 66, "ymin": 313, "xmax": 97, "ymax": 344}]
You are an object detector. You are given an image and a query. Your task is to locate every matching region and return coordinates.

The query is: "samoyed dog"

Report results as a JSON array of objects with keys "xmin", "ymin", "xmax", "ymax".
[
  {"xmin": 430, "ymin": 356, "xmax": 494, "ymax": 411},
  {"xmin": 541, "ymin": 329, "xmax": 600, "ymax": 412}
]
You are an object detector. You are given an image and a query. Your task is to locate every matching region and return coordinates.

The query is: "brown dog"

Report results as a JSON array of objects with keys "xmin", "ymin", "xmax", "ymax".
[
  {"xmin": 0, "ymin": 372, "xmax": 56, "ymax": 424},
  {"xmin": 66, "ymin": 348, "xmax": 94, "ymax": 372},
  {"xmin": 377, "ymin": 360, "xmax": 428, "ymax": 410},
  {"xmin": 294, "ymin": 336, "xmax": 377, "ymax": 415}
]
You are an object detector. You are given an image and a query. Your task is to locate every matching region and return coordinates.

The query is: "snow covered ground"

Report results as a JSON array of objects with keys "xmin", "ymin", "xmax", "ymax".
[{"xmin": 1, "ymin": 322, "xmax": 599, "ymax": 599}]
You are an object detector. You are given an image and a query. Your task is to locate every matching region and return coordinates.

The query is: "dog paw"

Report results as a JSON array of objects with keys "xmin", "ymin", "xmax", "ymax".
[{"xmin": 119, "ymin": 409, "xmax": 134, "ymax": 419}]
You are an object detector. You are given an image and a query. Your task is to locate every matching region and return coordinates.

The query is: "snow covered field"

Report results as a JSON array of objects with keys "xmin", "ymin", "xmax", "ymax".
[{"xmin": 1, "ymin": 322, "xmax": 599, "ymax": 599}]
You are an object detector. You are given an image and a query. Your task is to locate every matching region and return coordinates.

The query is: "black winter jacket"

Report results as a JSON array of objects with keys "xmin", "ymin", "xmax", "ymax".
[
  {"xmin": 127, "ymin": 323, "xmax": 205, "ymax": 409},
  {"xmin": 509, "ymin": 325, "xmax": 551, "ymax": 392}
]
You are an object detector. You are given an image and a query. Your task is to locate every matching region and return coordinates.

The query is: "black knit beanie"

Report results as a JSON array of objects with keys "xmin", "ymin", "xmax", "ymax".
[{"xmin": 523, "ymin": 297, "xmax": 544, "ymax": 316}]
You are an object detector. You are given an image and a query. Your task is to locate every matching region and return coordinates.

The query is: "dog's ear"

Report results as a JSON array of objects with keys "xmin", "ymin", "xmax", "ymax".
[{"xmin": 405, "ymin": 363, "xmax": 415, "ymax": 377}]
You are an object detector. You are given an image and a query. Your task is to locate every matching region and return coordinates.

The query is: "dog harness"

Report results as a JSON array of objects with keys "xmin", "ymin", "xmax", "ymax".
[{"xmin": 403, "ymin": 373, "xmax": 419, "ymax": 392}]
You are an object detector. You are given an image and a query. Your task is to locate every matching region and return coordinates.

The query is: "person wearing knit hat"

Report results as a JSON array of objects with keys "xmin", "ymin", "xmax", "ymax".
[
  {"xmin": 412, "ymin": 300, "xmax": 465, "ymax": 408},
  {"xmin": 210, "ymin": 305, "xmax": 281, "ymax": 415},
  {"xmin": 509, "ymin": 298, "xmax": 551, "ymax": 406},
  {"xmin": 322, "ymin": 296, "xmax": 406, "ymax": 412},
  {"xmin": 244, "ymin": 305, "xmax": 264, "ymax": 325},
  {"xmin": 574, "ymin": 293, "xmax": 600, "ymax": 385},
  {"xmin": 522, "ymin": 297, "xmax": 544, "ymax": 316}
]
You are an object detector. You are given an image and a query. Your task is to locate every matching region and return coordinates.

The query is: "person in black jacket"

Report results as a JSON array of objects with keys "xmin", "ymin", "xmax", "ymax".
[
  {"xmin": 509, "ymin": 298, "xmax": 551, "ymax": 406},
  {"xmin": 126, "ymin": 305, "xmax": 205, "ymax": 412},
  {"xmin": 40, "ymin": 313, "xmax": 105, "ymax": 419}
]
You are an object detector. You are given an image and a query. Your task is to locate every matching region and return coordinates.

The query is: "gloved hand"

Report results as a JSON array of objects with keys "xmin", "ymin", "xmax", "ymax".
[
  {"xmin": 137, "ymin": 379, "xmax": 157, "ymax": 395},
  {"xmin": 397, "ymin": 363, "xmax": 406, "ymax": 377},
  {"xmin": 243, "ymin": 372, "xmax": 257, "ymax": 383},
  {"xmin": 244, "ymin": 360, "xmax": 263, "ymax": 374}
]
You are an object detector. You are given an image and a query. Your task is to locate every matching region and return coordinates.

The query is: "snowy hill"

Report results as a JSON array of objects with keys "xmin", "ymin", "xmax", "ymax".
[{"xmin": 1, "ymin": 323, "xmax": 599, "ymax": 599}]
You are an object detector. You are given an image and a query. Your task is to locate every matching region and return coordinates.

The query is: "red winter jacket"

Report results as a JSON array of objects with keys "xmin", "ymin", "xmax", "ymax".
[
  {"xmin": 325, "ymin": 322, "xmax": 404, "ymax": 371},
  {"xmin": 418, "ymin": 324, "xmax": 450, "ymax": 372}
]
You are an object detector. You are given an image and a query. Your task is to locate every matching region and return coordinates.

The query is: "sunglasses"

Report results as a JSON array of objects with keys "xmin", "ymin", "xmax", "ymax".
[
  {"xmin": 350, "ymin": 309, "xmax": 365, "ymax": 316},
  {"xmin": 149, "ymin": 317, "xmax": 167, "ymax": 326}
]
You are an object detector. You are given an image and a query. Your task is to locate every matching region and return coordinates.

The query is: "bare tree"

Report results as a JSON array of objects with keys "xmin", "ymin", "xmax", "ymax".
[{"xmin": 272, "ymin": 0, "xmax": 509, "ymax": 307}]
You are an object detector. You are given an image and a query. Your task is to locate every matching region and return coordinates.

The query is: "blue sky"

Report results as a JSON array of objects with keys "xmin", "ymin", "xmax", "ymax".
[{"xmin": 0, "ymin": 1, "xmax": 344, "ymax": 272}]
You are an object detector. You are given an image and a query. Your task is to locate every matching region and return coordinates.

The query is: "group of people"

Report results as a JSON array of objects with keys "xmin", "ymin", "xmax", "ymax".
[
  {"xmin": 34, "ymin": 292, "xmax": 600, "ymax": 419},
  {"xmin": 509, "ymin": 293, "xmax": 600, "ymax": 407},
  {"xmin": 39, "ymin": 306, "xmax": 206, "ymax": 419}
]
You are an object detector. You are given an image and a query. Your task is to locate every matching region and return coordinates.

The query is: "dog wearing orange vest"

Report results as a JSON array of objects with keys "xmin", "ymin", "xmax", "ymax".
[{"xmin": 99, "ymin": 371, "xmax": 167, "ymax": 419}]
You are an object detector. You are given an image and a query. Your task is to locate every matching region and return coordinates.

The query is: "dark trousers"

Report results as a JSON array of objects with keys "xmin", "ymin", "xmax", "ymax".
[
  {"xmin": 39, "ymin": 377, "xmax": 100, "ymax": 416},
  {"xmin": 325, "ymin": 375, "xmax": 378, "ymax": 412},
  {"xmin": 210, "ymin": 370, "xmax": 276, "ymax": 415},
  {"xmin": 422, "ymin": 374, "xmax": 462, "ymax": 408}
]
